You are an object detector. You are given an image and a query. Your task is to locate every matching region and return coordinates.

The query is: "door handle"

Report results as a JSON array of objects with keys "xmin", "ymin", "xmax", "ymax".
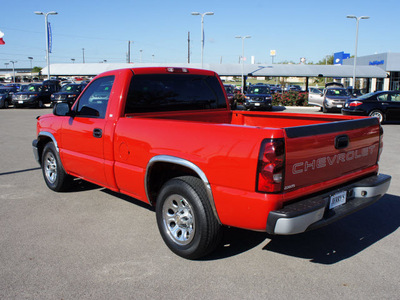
[{"xmin": 93, "ymin": 128, "xmax": 102, "ymax": 138}]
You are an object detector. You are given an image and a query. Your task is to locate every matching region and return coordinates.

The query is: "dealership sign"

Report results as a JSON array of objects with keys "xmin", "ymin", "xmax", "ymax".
[{"xmin": 369, "ymin": 60, "xmax": 385, "ymax": 66}]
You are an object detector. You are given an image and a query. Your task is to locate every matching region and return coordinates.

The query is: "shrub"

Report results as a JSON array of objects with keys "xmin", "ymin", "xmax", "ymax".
[{"xmin": 272, "ymin": 91, "xmax": 309, "ymax": 106}]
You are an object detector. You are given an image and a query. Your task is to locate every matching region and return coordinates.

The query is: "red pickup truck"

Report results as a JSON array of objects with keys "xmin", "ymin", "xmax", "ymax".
[{"xmin": 33, "ymin": 67, "xmax": 391, "ymax": 259}]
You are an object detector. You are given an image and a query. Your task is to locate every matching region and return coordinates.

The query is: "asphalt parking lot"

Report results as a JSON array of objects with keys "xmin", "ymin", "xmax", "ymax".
[{"xmin": 1, "ymin": 107, "xmax": 399, "ymax": 299}]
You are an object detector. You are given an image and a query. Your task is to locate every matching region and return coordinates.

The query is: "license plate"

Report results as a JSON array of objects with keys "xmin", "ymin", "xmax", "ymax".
[
  {"xmin": 329, "ymin": 191, "xmax": 347, "ymax": 209},
  {"xmin": 337, "ymin": 105, "xmax": 343, "ymax": 108},
  {"xmin": 255, "ymin": 103, "xmax": 260, "ymax": 106},
  {"xmin": 18, "ymin": 101, "xmax": 23, "ymax": 104}
]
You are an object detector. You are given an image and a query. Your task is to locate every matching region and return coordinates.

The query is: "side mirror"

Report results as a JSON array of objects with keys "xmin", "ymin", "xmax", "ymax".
[{"xmin": 53, "ymin": 102, "xmax": 74, "ymax": 117}]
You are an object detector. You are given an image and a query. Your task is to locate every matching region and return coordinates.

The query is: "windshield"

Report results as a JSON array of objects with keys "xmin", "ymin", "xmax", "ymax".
[
  {"xmin": 25, "ymin": 85, "xmax": 42, "ymax": 92},
  {"xmin": 248, "ymin": 86, "xmax": 270, "ymax": 94},
  {"xmin": 20, "ymin": 85, "xmax": 31, "ymax": 92},
  {"xmin": 60, "ymin": 84, "xmax": 81, "ymax": 93},
  {"xmin": 326, "ymin": 89, "xmax": 349, "ymax": 97}
]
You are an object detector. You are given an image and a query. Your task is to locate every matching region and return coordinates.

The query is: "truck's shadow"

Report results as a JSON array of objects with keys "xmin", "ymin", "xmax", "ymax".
[
  {"xmin": 65, "ymin": 179, "xmax": 399, "ymax": 264},
  {"xmin": 206, "ymin": 194, "xmax": 400, "ymax": 264}
]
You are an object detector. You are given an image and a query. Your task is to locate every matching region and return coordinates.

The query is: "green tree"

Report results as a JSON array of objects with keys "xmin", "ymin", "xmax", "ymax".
[{"xmin": 32, "ymin": 66, "xmax": 42, "ymax": 73}]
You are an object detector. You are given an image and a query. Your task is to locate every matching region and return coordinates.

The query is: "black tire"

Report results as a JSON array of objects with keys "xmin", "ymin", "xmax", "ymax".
[
  {"xmin": 322, "ymin": 103, "xmax": 329, "ymax": 113},
  {"xmin": 369, "ymin": 109, "xmax": 385, "ymax": 123},
  {"xmin": 41, "ymin": 142, "xmax": 71, "ymax": 192},
  {"xmin": 156, "ymin": 176, "xmax": 222, "ymax": 259},
  {"xmin": 4, "ymin": 100, "xmax": 9, "ymax": 108},
  {"xmin": 38, "ymin": 100, "xmax": 44, "ymax": 108}
]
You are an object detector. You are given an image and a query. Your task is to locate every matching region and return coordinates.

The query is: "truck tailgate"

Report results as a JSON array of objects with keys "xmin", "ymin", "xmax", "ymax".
[{"xmin": 283, "ymin": 118, "xmax": 381, "ymax": 195}]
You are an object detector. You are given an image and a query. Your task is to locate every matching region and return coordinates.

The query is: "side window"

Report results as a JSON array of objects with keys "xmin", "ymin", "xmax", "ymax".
[
  {"xmin": 76, "ymin": 76, "xmax": 114, "ymax": 118},
  {"xmin": 391, "ymin": 93, "xmax": 400, "ymax": 102},
  {"xmin": 377, "ymin": 93, "xmax": 389, "ymax": 102}
]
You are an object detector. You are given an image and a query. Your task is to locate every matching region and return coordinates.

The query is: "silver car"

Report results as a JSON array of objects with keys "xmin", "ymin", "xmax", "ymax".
[{"xmin": 308, "ymin": 83, "xmax": 351, "ymax": 113}]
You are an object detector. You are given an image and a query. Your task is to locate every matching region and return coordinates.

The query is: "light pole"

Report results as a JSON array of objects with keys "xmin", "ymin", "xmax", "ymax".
[
  {"xmin": 127, "ymin": 40, "xmax": 133, "ymax": 63},
  {"xmin": 140, "ymin": 49, "xmax": 143, "ymax": 63},
  {"xmin": 28, "ymin": 57, "xmax": 33, "ymax": 79},
  {"xmin": 10, "ymin": 61, "xmax": 16, "ymax": 83},
  {"xmin": 191, "ymin": 11, "xmax": 214, "ymax": 68},
  {"xmin": 235, "ymin": 35, "xmax": 251, "ymax": 93},
  {"xmin": 34, "ymin": 11, "xmax": 58, "ymax": 80},
  {"xmin": 82, "ymin": 48, "xmax": 85, "ymax": 63},
  {"xmin": 347, "ymin": 15, "xmax": 369, "ymax": 89}
]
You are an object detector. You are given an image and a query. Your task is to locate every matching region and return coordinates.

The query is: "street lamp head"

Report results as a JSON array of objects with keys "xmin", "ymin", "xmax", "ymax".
[
  {"xmin": 48, "ymin": 11, "xmax": 58, "ymax": 15},
  {"xmin": 205, "ymin": 12, "xmax": 214, "ymax": 16},
  {"xmin": 360, "ymin": 16, "xmax": 370, "ymax": 20},
  {"xmin": 346, "ymin": 15, "xmax": 356, "ymax": 19},
  {"xmin": 28, "ymin": 57, "xmax": 33, "ymax": 60},
  {"xmin": 34, "ymin": 11, "xmax": 44, "ymax": 15},
  {"xmin": 191, "ymin": 12, "xmax": 200, "ymax": 15}
]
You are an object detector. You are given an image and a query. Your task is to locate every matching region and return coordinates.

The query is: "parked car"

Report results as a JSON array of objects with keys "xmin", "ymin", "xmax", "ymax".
[
  {"xmin": 308, "ymin": 83, "xmax": 351, "ymax": 113},
  {"xmin": 12, "ymin": 80, "xmax": 61, "ymax": 108},
  {"xmin": 243, "ymin": 85, "xmax": 273, "ymax": 110},
  {"xmin": 223, "ymin": 84, "xmax": 237, "ymax": 110},
  {"xmin": 50, "ymin": 83, "xmax": 87, "ymax": 107},
  {"xmin": 269, "ymin": 84, "xmax": 282, "ymax": 94},
  {"xmin": 342, "ymin": 90, "xmax": 400, "ymax": 123},
  {"xmin": 0, "ymin": 87, "xmax": 17, "ymax": 108},
  {"xmin": 286, "ymin": 85, "xmax": 302, "ymax": 92}
]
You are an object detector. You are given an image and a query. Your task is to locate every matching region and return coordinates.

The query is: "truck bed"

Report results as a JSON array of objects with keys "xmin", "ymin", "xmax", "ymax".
[{"xmin": 126, "ymin": 109, "xmax": 367, "ymax": 128}]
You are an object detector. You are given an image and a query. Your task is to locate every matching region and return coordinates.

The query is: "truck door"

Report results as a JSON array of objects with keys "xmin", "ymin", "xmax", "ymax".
[{"xmin": 60, "ymin": 76, "xmax": 115, "ymax": 186}]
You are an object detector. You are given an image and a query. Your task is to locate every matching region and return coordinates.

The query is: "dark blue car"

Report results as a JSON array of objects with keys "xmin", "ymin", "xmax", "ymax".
[
  {"xmin": 244, "ymin": 85, "xmax": 272, "ymax": 111},
  {"xmin": 50, "ymin": 83, "xmax": 87, "ymax": 106},
  {"xmin": 342, "ymin": 90, "xmax": 400, "ymax": 123}
]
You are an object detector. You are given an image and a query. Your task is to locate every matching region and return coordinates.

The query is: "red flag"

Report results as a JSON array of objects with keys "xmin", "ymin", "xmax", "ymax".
[{"xmin": 0, "ymin": 30, "xmax": 4, "ymax": 45}]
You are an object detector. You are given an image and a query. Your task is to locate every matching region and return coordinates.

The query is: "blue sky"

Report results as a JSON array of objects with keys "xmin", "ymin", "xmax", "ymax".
[{"xmin": 1, "ymin": 0, "xmax": 399, "ymax": 68}]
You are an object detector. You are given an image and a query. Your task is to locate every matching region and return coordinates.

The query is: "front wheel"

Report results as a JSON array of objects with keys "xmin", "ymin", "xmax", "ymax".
[
  {"xmin": 369, "ymin": 110, "xmax": 385, "ymax": 123},
  {"xmin": 156, "ymin": 176, "xmax": 222, "ymax": 259},
  {"xmin": 41, "ymin": 142, "xmax": 71, "ymax": 191}
]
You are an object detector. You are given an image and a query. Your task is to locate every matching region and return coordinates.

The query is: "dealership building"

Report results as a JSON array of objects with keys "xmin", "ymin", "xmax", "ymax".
[
  {"xmin": 3, "ymin": 52, "xmax": 400, "ymax": 93},
  {"xmin": 342, "ymin": 52, "xmax": 400, "ymax": 91}
]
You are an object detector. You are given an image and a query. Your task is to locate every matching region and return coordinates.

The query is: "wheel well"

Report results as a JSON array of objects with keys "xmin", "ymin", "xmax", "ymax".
[
  {"xmin": 146, "ymin": 162, "xmax": 199, "ymax": 206},
  {"xmin": 36, "ymin": 136, "xmax": 53, "ymax": 165}
]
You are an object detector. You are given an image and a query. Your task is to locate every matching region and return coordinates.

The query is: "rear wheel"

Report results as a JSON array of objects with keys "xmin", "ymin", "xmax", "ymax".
[
  {"xmin": 156, "ymin": 176, "xmax": 222, "ymax": 259},
  {"xmin": 41, "ymin": 142, "xmax": 71, "ymax": 191},
  {"xmin": 369, "ymin": 110, "xmax": 385, "ymax": 123}
]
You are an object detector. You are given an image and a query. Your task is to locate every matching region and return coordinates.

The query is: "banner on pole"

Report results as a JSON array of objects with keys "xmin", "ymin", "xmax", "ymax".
[{"xmin": 47, "ymin": 22, "xmax": 52, "ymax": 53}]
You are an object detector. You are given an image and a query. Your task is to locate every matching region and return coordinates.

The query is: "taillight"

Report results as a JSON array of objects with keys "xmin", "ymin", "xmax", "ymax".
[
  {"xmin": 256, "ymin": 139, "xmax": 285, "ymax": 193},
  {"xmin": 349, "ymin": 101, "xmax": 362, "ymax": 107},
  {"xmin": 378, "ymin": 125, "xmax": 384, "ymax": 162}
]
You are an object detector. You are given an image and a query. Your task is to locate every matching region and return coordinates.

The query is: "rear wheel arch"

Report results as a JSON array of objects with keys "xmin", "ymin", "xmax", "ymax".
[
  {"xmin": 36, "ymin": 132, "xmax": 59, "ymax": 165},
  {"xmin": 145, "ymin": 155, "xmax": 220, "ymax": 224}
]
